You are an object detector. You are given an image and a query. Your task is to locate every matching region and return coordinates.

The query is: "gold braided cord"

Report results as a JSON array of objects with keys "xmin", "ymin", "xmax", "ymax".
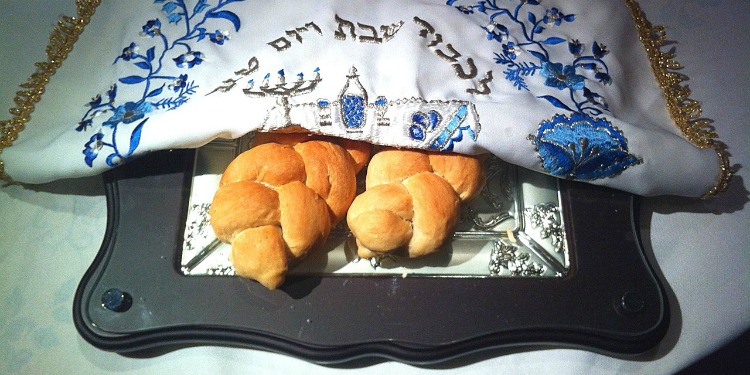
[
  {"xmin": 0, "ymin": 0, "xmax": 102, "ymax": 183},
  {"xmin": 625, "ymin": 0, "xmax": 732, "ymax": 198}
]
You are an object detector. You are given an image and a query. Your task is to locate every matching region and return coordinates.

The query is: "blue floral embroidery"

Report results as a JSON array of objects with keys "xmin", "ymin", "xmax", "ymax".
[
  {"xmin": 528, "ymin": 113, "xmax": 641, "ymax": 180},
  {"xmin": 540, "ymin": 61, "xmax": 585, "ymax": 91},
  {"xmin": 447, "ymin": 1, "xmax": 637, "ymax": 179},
  {"xmin": 428, "ymin": 104, "xmax": 477, "ymax": 152},
  {"xmin": 77, "ymin": 0, "xmax": 245, "ymax": 168},
  {"xmin": 409, "ymin": 110, "xmax": 442, "ymax": 141},
  {"xmin": 447, "ymin": 0, "xmax": 612, "ymax": 116}
]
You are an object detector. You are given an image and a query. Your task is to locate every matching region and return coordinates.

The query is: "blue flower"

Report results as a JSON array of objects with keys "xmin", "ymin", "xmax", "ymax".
[
  {"xmin": 543, "ymin": 8, "xmax": 562, "ymax": 26},
  {"xmin": 76, "ymin": 119, "xmax": 93, "ymax": 132},
  {"xmin": 541, "ymin": 62, "xmax": 585, "ymax": 91},
  {"xmin": 209, "ymin": 30, "xmax": 229, "ymax": 45},
  {"xmin": 592, "ymin": 42, "xmax": 609, "ymax": 59},
  {"xmin": 141, "ymin": 19, "xmax": 162, "ymax": 37},
  {"xmin": 119, "ymin": 42, "xmax": 139, "ymax": 61},
  {"xmin": 529, "ymin": 113, "xmax": 641, "ymax": 180},
  {"xmin": 568, "ymin": 39, "xmax": 583, "ymax": 56},
  {"xmin": 485, "ymin": 22, "xmax": 507, "ymax": 42},
  {"xmin": 103, "ymin": 101, "xmax": 153, "ymax": 128},
  {"xmin": 83, "ymin": 132, "xmax": 105, "ymax": 167},
  {"xmin": 173, "ymin": 51, "xmax": 204, "ymax": 68},
  {"xmin": 543, "ymin": 7, "xmax": 574, "ymax": 26},
  {"xmin": 502, "ymin": 42, "xmax": 520, "ymax": 60},
  {"xmin": 595, "ymin": 71, "xmax": 612, "ymax": 85},
  {"xmin": 169, "ymin": 74, "xmax": 188, "ymax": 92}
]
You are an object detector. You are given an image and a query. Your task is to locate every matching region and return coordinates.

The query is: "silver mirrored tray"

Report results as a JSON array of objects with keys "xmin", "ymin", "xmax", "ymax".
[
  {"xmin": 181, "ymin": 136, "xmax": 568, "ymax": 278},
  {"xmin": 74, "ymin": 140, "xmax": 669, "ymax": 366}
]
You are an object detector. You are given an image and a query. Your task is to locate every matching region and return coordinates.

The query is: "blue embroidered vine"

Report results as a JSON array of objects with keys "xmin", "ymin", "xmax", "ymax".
[
  {"xmin": 446, "ymin": 0, "xmax": 611, "ymax": 116},
  {"xmin": 447, "ymin": 1, "xmax": 637, "ymax": 180},
  {"xmin": 528, "ymin": 113, "xmax": 641, "ymax": 180},
  {"xmin": 77, "ymin": 0, "xmax": 245, "ymax": 167}
]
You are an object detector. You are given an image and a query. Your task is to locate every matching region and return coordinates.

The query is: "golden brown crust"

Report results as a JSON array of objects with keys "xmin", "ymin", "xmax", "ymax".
[
  {"xmin": 347, "ymin": 184, "xmax": 416, "ymax": 254},
  {"xmin": 365, "ymin": 148, "xmax": 432, "ymax": 189},
  {"xmin": 252, "ymin": 130, "xmax": 372, "ymax": 173},
  {"xmin": 347, "ymin": 148, "xmax": 484, "ymax": 259},
  {"xmin": 350, "ymin": 209, "xmax": 413, "ymax": 252},
  {"xmin": 335, "ymin": 138, "xmax": 373, "ymax": 173},
  {"xmin": 250, "ymin": 130, "xmax": 314, "ymax": 148},
  {"xmin": 428, "ymin": 152, "xmax": 485, "ymax": 202},
  {"xmin": 209, "ymin": 181, "xmax": 280, "ymax": 242},
  {"xmin": 293, "ymin": 140, "xmax": 357, "ymax": 224},
  {"xmin": 220, "ymin": 143, "xmax": 306, "ymax": 187},
  {"xmin": 230, "ymin": 226, "xmax": 288, "ymax": 289},
  {"xmin": 211, "ymin": 132, "xmax": 368, "ymax": 289},
  {"xmin": 402, "ymin": 172, "xmax": 459, "ymax": 257},
  {"xmin": 277, "ymin": 181, "xmax": 331, "ymax": 259}
]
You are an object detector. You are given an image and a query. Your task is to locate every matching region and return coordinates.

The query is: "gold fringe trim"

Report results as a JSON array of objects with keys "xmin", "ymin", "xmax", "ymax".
[
  {"xmin": 625, "ymin": 0, "xmax": 732, "ymax": 198},
  {"xmin": 0, "ymin": 0, "xmax": 102, "ymax": 183}
]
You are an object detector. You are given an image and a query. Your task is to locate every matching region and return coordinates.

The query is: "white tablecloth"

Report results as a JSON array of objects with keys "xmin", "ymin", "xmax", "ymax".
[{"xmin": 1, "ymin": 1, "xmax": 748, "ymax": 374}]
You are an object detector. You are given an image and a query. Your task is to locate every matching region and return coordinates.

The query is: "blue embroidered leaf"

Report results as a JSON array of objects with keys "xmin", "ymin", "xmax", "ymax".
[
  {"xmin": 162, "ymin": 2, "xmax": 178, "ymax": 15},
  {"xmin": 543, "ymin": 37, "xmax": 566, "ymax": 45},
  {"xmin": 196, "ymin": 27, "xmax": 207, "ymax": 42},
  {"xmin": 127, "ymin": 119, "xmax": 147, "ymax": 156},
  {"xmin": 146, "ymin": 85, "xmax": 165, "ymax": 98},
  {"xmin": 146, "ymin": 47, "xmax": 156, "ymax": 62},
  {"xmin": 503, "ymin": 68, "xmax": 529, "ymax": 91},
  {"xmin": 193, "ymin": 0, "xmax": 210, "ymax": 13},
  {"xmin": 154, "ymin": 96, "xmax": 190, "ymax": 110},
  {"xmin": 538, "ymin": 95, "xmax": 573, "ymax": 111},
  {"xmin": 494, "ymin": 52, "xmax": 513, "ymax": 65},
  {"xmin": 119, "ymin": 75, "xmax": 147, "ymax": 84},
  {"xmin": 208, "ymin": 10, "xmax": 241, "ymax": 32},
  {"xmin": 528, "ymin": 50, "xmax": 547, "ymax": 62},
  {"xmin": 134, "ymin": 61, "xmax": 152, "ymax": 70},
  {"xmin": 167, "ymin": 13, "xmax": 182, "ymax": 24},
  {"xmin": 563, "ymin": 14, "xmax": 576, "ymax": 22},
  {"xmin": 528, "ymin": 12, "xmax": 537, "ymax": 24},
  {"xmin": 533, "ymin": 25, "xmax": 545, "ymax": 34}
]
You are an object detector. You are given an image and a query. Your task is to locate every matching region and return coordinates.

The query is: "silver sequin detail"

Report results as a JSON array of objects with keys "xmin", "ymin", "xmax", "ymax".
[{"xmin": 489, "ymin": 240, "xmax": 546, "ymax": 276}]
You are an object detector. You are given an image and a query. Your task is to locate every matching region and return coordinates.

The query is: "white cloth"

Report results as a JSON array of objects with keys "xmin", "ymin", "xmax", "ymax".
[
  {"xmin": 1, "ymin": 0, "xmax": 723, "ymax": 196},
  {"xmin": 1, "ymin": 1, "xmax": 748, "ymax": 374}
]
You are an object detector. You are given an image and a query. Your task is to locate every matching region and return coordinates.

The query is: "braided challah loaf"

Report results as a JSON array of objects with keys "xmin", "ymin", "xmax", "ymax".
[
  {"xmin": 210, "ymin": 131, "xmax": 371, "ymax": 289},
  {"xmin": 346, "ymin": 147, "xmax": 485, "ymax": 259}
]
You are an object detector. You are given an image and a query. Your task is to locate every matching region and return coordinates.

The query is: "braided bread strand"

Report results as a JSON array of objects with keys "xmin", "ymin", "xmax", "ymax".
[
  {"xmin": 210, "ymin": 133, "xmax": 371, "ymax": 289},
  {"xmin": 347, "ymin": 148, "xmax": 485, "ymax": 259}
]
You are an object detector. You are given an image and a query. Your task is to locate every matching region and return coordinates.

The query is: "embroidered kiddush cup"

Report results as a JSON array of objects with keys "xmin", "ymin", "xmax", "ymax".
[{"xmin": 0, "ymin": 0, "xmax": 730, "ymax": 198}]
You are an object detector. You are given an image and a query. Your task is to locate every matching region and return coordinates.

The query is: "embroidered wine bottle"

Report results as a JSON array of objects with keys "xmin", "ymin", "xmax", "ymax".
[{"xmin": 339, "ymin": 66, "xmax": 368, "ymax": 132}]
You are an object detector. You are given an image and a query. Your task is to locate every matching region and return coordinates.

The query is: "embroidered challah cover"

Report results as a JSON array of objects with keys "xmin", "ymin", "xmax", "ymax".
[{"xmin": 0, "ymin": 0, "xmax": 729, "ymax": 197}]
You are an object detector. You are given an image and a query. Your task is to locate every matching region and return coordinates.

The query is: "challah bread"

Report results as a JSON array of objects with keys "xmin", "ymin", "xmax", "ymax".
[
  {"xmin": 210, "ymin": 132, "xmax": 370, "ymax": 289},
  {"xmin": 347, "ymin": 147, "xmax": 485, "ymax": 259},
  {"xmin": 251, "ymin": 128, "xmax": 372, "ymax": 174}
]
